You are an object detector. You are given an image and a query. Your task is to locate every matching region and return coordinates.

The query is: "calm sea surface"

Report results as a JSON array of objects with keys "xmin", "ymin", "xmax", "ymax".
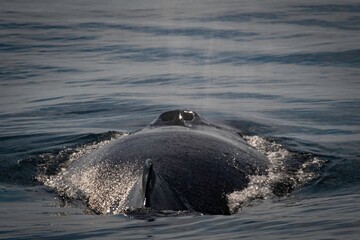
[{"xmin": 1, "ymin": 0, "xmax": 360, "ymax": 239}]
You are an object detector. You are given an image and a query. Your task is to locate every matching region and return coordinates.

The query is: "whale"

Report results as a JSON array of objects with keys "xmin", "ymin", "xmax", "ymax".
[{"xmin": 55, "ymin": 110, "xmax": 270, "ymax": 215}]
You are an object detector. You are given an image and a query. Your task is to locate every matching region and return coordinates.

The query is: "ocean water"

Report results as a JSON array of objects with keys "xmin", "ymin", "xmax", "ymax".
[{"xmin": 1, "ymin": 0, "xmax": 360, "ymax": 239}]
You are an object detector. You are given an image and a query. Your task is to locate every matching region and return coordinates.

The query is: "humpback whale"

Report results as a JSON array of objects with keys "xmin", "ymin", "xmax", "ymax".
[{"xmin": 55, "ymin": 110, "xmax": 270, "ymax": 215}]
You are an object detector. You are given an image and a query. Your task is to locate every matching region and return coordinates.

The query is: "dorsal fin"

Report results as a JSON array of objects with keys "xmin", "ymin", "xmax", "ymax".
[{"xmin": 142, "ymin": 159, "xmax": 156, "ymax": 207}]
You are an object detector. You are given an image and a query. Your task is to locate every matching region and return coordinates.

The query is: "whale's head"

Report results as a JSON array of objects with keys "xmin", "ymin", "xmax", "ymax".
[{"xmin": 149, "ymin": 109, "xmax": 209, "ymax": 128}]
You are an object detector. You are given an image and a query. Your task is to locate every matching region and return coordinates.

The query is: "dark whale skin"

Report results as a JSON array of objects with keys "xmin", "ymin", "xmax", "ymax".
[{"xmin": 65, "ymin": 110, "xmax": 270, "ymax": 215}]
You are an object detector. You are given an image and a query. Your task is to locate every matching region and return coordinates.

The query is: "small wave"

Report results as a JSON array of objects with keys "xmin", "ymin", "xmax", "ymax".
[
  {"xmin": 123, "ymin": 208, "xmax": 200, "ymax": 221},
  {"xmin": 36, "ymin": 131, "xmax": 125, "ymax": 183},
  {"xmin": 36, "ymin": 131, "xmax": 141, "ymax": 215},
  {"xmin": 228, "ymin": 135, "xmax": 324, "ymax": 214}
]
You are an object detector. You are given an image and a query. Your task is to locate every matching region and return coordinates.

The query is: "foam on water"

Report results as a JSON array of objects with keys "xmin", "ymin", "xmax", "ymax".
[
  {"xmin": 37, "ymin": 131, "xmax": 138, "ymax": 214},
  {"xmin": 228, "ymin": 135, "xmax": 324, "ymax": 214}
]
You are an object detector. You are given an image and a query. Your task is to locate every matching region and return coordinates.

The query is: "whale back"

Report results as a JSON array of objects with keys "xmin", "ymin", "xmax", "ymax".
[{"xmin": 60, "ymin": 110, "xmax": 270, "ymax": 215}]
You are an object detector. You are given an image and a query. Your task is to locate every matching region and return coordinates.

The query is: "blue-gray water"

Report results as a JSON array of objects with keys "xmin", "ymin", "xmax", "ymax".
[{"xmin": 1, "ymin": 0, "xmax": 360, "ymax": 239}]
